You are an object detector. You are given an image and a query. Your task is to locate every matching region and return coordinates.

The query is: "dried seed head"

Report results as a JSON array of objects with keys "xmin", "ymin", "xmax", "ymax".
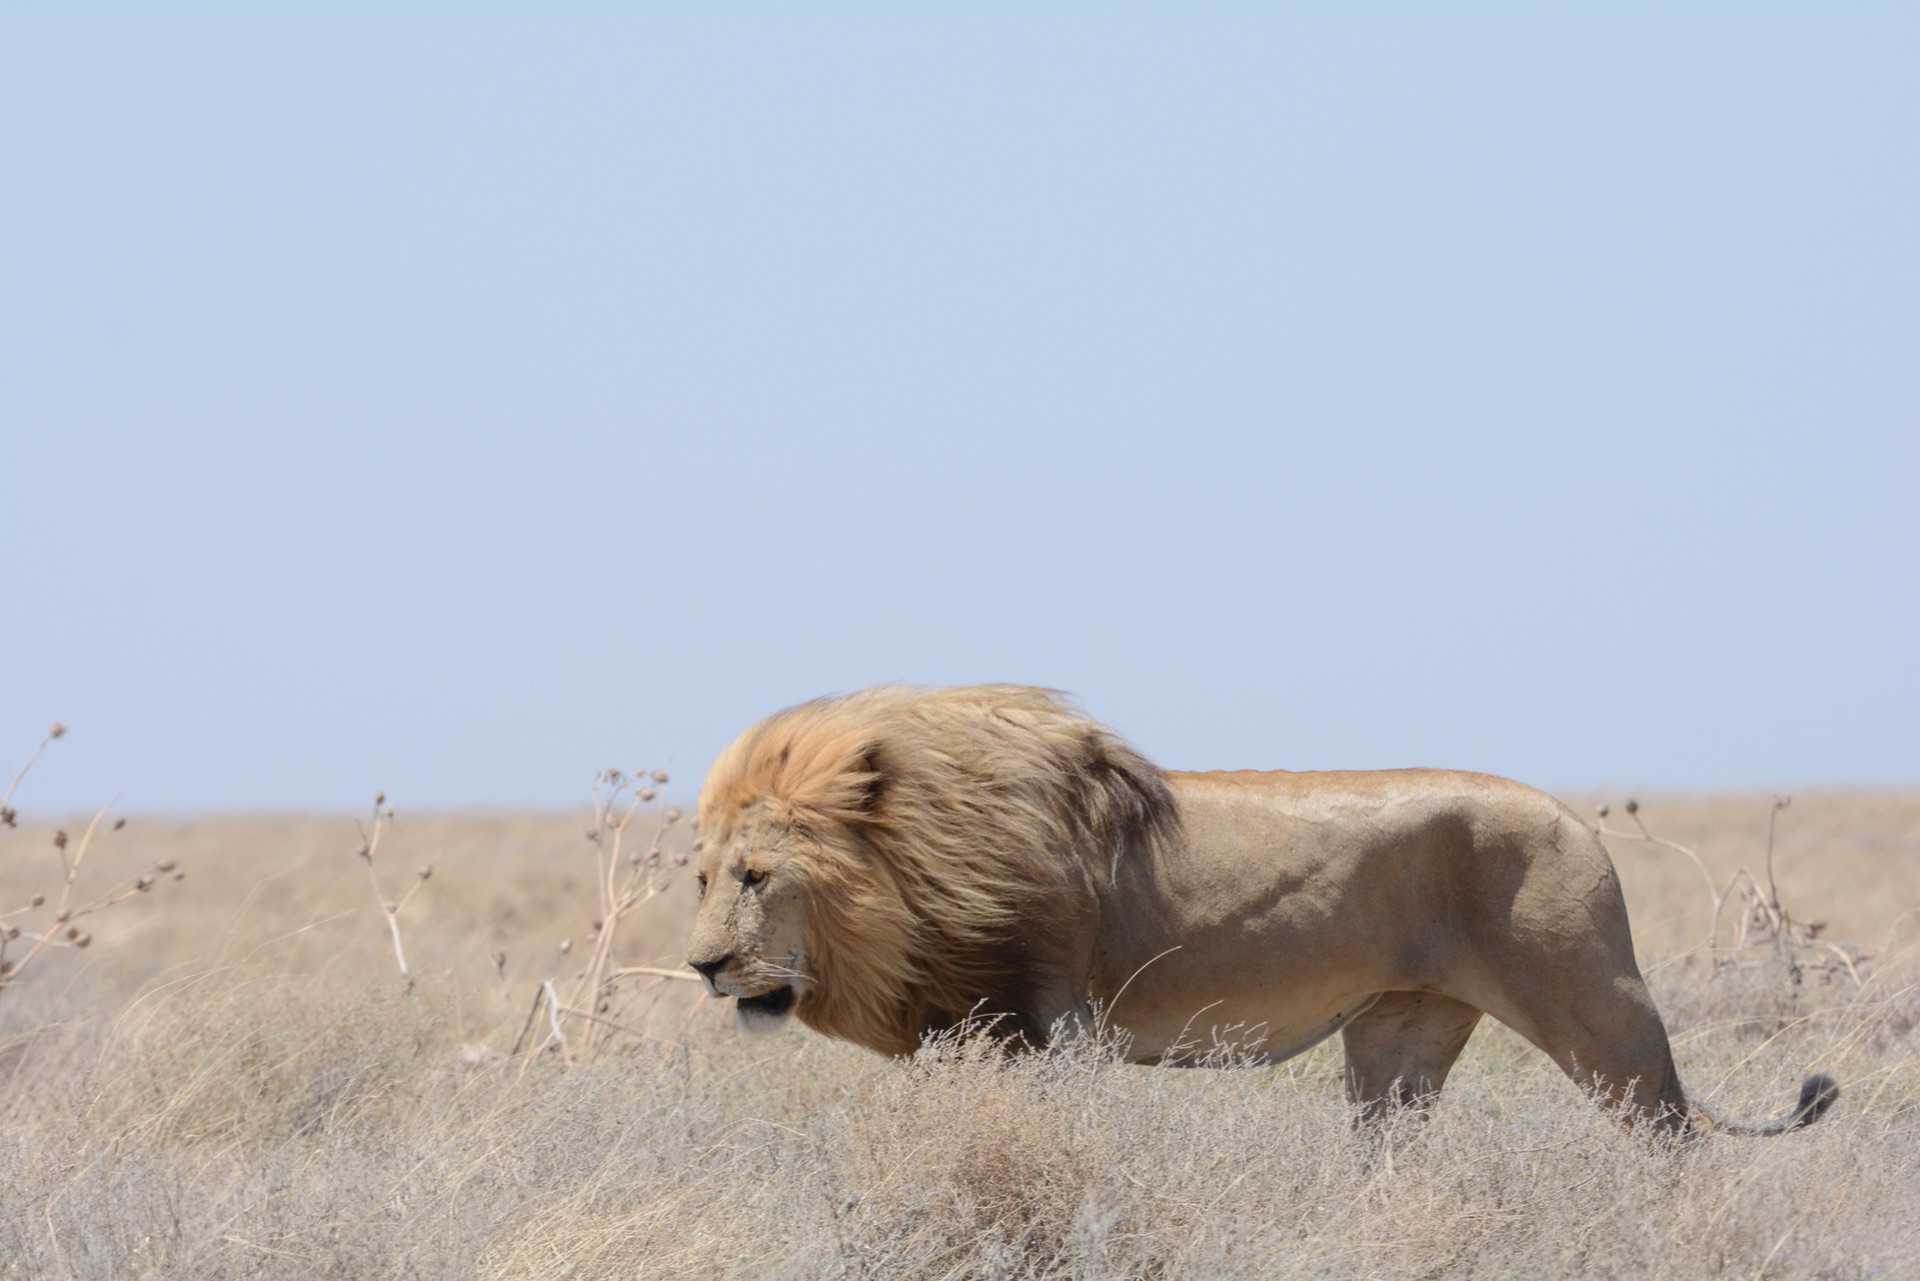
[
  {"xmin": 4, "ymin": 926, "xmax": 18, "ymax": 940},
  {"xmin": 53, "ymin": 830, "xmax": 68, "ymax": 850},
  {"xmin": 75, "ymin": 932, "xmax": 91, "ymax": 948},
  {"xmin": 49, "ymin": 722, "xmax": 66, "ymax": 740},
  {"xmin": 1774, "ymin": 795, "xmax": 1792, "ymax": 811},
  {"xmin": 357, "ymin": 841, "xmax": 371, "ymax": 860},
  {"xmin": 1595, "ymin": 803, "xmax": 1610, "ymax": 819},
  {"xmin": 65, "ymin": 926, "xmax": 79, "ymax": 940},
  {"xmin": 1624, "ymin": 798, "xmax": 1639, "ymax": 816},
  {"xmin": 1806, "ymin": 917, "xmax": 1826, "ymax": 936},
  {"xmin": 0, "ymin": 961, "xmax": 13, "ymax": 978},
  {"xmin": 156, "ymin": 860, "xmax": 176, "ymax": 873},
  {"xmin": 558, "ymin": 939, "xmax": 572, "ymax": 954},
  {"xmin": 665, "ymin": 808, "xmax": 682, "ymax": 825},
  {"xmin": 29, "ymin": 894, "xmax": 45, "ymax": 908},
  {"xmin": 384, "ymin": 806, "xmax": 395, "ymax": 820},
  {"xmin": 638, "ymin": 787, "xmax": 656, "ymax": 802},
  {"xmin": 172, "ymin": 870, "xmax": 185, "ymax": 881},
  {"xmin": 134, "ymin": 876, "xmax": 152, "ymax": 891},
  {"xmin": 54, "ymin": 910, "xmax": 69, "ymax": 923},
  {"xmin": 112, "ymin": 818, "xmax": 126, "ymax": 831},
  {"xmin": 374, "ymin": 791, "xmax": 386, "ymax": 807},
  {"xmin": 1, "ymin": 806, "xmax": 14, "ymax": 827},
  {"xmin": 384, "ymin": 900, "xmax": 398, "ymax": 915},
  {"xmin": 491, "ymin": 949, "xmax": 507, "ymax": 973},
  {"xmin": 651, "ymin": 770, "xmax": 669, "ymax": 785},
  {"xmin": 416, "ymin": 864, "xmax": 432, "ymax": 881},
  {"xmin": 590, "ymin": 917, "xmax": 604, "ymax": 932}
]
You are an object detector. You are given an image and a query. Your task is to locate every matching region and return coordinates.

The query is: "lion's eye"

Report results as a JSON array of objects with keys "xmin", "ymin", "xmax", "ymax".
[
  {"xmin": 742, "ymin": 868, "xmax": 767, "ymax": 889},
  {"xmin": 696, "ymin": 873, "xmax": 708, "ymax": 898}
]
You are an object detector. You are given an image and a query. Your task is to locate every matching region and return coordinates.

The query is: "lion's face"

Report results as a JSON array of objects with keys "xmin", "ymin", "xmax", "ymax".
[{"xmin": 684, "ymin": 807, "xmax": 815, "ymax": 1036}]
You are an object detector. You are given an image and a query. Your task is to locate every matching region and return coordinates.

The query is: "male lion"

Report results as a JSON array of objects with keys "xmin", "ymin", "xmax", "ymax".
[{"xmin": 685, "ymin": 685, "xmax": 1836, "ymax": 1136}]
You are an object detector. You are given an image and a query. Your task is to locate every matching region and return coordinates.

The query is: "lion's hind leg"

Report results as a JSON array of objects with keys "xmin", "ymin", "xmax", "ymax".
[
  {"xmin": 1340, "ymin": 990, "xmax": 1483, "ymax": 1124},
  {"xmin": 1478, "ymin": 968, "xmax": 1694, "ymax": 1135}
]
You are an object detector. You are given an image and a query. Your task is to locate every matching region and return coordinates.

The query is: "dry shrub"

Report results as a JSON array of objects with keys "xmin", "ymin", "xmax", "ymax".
[
  {"xmin": 1, "ymin": 724, "xmax": 184, "ymax": 1005},
  {"xmin": 351, "ymin": 791, "xmax": 434, "ymax": 987},
  {"xmin": 507, "ymin": 767, "xmax": 696, "ymax": 1067}
]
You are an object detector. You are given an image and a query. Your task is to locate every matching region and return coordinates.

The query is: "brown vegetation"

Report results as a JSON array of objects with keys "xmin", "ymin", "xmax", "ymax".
[
  {"xmin": 0, "ymin": 725, "xmax": 185, "ymax": 1003},
  {"xmin": 0, "ymin": 773, "xmax": 1914, "ymax": 1278}
]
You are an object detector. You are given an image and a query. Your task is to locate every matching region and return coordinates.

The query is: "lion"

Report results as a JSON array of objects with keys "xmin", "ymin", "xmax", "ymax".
[{"xmin": 685, "ymin": 685, "xmax": 1837, "ymax": 1136}]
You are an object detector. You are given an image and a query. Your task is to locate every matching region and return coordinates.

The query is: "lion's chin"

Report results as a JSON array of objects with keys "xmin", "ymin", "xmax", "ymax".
[{"xmin": 734, "ymin": 985, "xmax": 797, "ymax": 1037}]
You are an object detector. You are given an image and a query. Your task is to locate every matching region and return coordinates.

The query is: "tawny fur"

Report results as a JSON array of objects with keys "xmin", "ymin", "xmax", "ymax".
[{"xmin": 686, "ymin": 685, "xmax": 1837, "ymax": 1136}]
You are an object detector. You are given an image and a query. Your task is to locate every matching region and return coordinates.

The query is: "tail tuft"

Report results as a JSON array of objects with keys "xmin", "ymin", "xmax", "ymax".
[{"xmin": 1793, "ymin": 1073, "xmax": 1840, "ymax": 1128}]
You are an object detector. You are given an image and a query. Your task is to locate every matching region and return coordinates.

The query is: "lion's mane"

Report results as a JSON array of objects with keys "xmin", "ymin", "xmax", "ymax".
[{"xmin": 698, "ymin": 685, "xmax": 1178, "ymax": 1054}]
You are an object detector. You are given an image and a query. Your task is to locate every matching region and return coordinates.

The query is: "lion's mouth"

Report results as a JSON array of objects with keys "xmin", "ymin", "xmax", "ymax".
[{"xmin": 737, "ymin": 985, "xmax": 795, "ymax": 1019}]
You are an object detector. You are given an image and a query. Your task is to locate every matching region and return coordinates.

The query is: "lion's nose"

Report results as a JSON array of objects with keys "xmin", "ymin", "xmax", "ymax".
[{"xmin": 689, "ymin": 954, "xmax": 732, "ymax": 984}]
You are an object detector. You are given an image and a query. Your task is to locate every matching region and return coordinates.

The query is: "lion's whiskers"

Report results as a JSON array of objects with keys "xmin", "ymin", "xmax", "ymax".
[{"xmin": 759, "ymin": 962, "xmax": 814, "ymax": 984}]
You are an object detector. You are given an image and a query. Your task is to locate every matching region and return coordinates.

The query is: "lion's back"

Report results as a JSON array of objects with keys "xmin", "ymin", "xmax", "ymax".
[{"xmin": 1091, "ymin": 767, "xmax": 1623, "ymax": 1049}]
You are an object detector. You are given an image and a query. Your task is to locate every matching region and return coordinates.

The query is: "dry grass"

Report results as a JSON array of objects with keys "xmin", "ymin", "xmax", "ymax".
[{"xmin": 0, "ymin": 788, "xmax": 1914, "ymax": 1278}]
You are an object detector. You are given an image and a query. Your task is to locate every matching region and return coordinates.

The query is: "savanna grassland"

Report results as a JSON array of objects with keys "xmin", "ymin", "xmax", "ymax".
[{"xmin": 0, "ymin": 771, "xmax": 1916, "ymax": 1280}]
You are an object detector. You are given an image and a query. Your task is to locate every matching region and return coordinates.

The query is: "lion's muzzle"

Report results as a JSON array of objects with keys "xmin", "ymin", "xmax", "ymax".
[{"xmin": 688, "ymin": 953, "xmax": 734, "ymax": 996}]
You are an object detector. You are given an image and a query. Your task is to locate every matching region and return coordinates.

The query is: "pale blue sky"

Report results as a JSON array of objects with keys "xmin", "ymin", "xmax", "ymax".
[{"xmin": 3, "ymin": 5, "xmax": 1915, "ymax": 812}]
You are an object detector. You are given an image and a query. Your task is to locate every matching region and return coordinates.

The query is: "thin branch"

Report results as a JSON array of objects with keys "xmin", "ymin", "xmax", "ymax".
[
  {"xmin": 542, "ymin": 979, "xmax": 567, "ymax": 1050},
  {"xmin": 355, "ymin": 795, "xmax": 423, "ymax": 988},
  {"xmin": 509, "ymin": 984, "xmax": 547, "ymax": 1057},
  {"xmin": 1594, "ymin": 815, "xmax": 1725, "ymax": 951},
  {"xmin": 1764, "ymin": 795, "xmax": 1791, "ymax": 914},
  {"xmin": 0, "ymin": 723, "xmax": 65, "ymax": 821},
  {"xmin": 382, "ymin": 905, "xmax": 410, "ymax": 982},
  {"xmin": 602, "ymin": 965, "xmax": 701, "ymax": 985}
]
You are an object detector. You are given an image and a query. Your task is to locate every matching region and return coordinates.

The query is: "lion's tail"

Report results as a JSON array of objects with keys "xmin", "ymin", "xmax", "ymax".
[{"xmin": 1690, "ymin": 1073, "xmax": 1839, "ymax": 1137}]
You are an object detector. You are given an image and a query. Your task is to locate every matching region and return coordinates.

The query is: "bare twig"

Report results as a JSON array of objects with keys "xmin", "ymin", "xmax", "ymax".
[
  {"xmin": 355, "ymin": 792, "xmax": 430, "ymax": 988},
  {"xmin": 0, "ymin": 721, "xmax": 65, "ymax": 829},
  {"xmin": 1592, "ymin": 795, "xmax": 1860, "ymax": 986},
  {"xmin": 509, "ymin": 767, "xmax": 691, "ymax": 1065},
  {"xmin": 0, "ymin": 725, "xmax": 183, "ymax": 999},
  {"xmin": 1593, "ymin": 798, "xmax": 1726, "ymax": 952},
  {"xmin": 1764, "ymin": 795, "xmax": 1791, "ymax": 916},
  {"xmin": 509, "ymin": 984, "xmax": 547, "ymax": 1058},
  {"xmin": 602, "ymin": 965, "xmax": 702, "ymax": 985}
]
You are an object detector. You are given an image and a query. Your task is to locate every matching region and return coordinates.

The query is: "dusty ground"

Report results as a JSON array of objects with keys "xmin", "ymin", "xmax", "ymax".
[{"xmin": 0, "ymin": 786, "xmax": 1915, "ymax": 1278}]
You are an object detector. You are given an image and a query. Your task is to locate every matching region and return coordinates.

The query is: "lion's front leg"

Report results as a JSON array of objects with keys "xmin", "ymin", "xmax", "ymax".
[{"xmin": 1340, "ymin": 990, "xmax": 1484, "ymax": 1124}]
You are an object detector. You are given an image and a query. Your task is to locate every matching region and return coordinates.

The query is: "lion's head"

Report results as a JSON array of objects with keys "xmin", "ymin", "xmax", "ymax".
[{"xmin": 685, "ymin": 685, "xmax": 1177, "ymax": 1056}]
